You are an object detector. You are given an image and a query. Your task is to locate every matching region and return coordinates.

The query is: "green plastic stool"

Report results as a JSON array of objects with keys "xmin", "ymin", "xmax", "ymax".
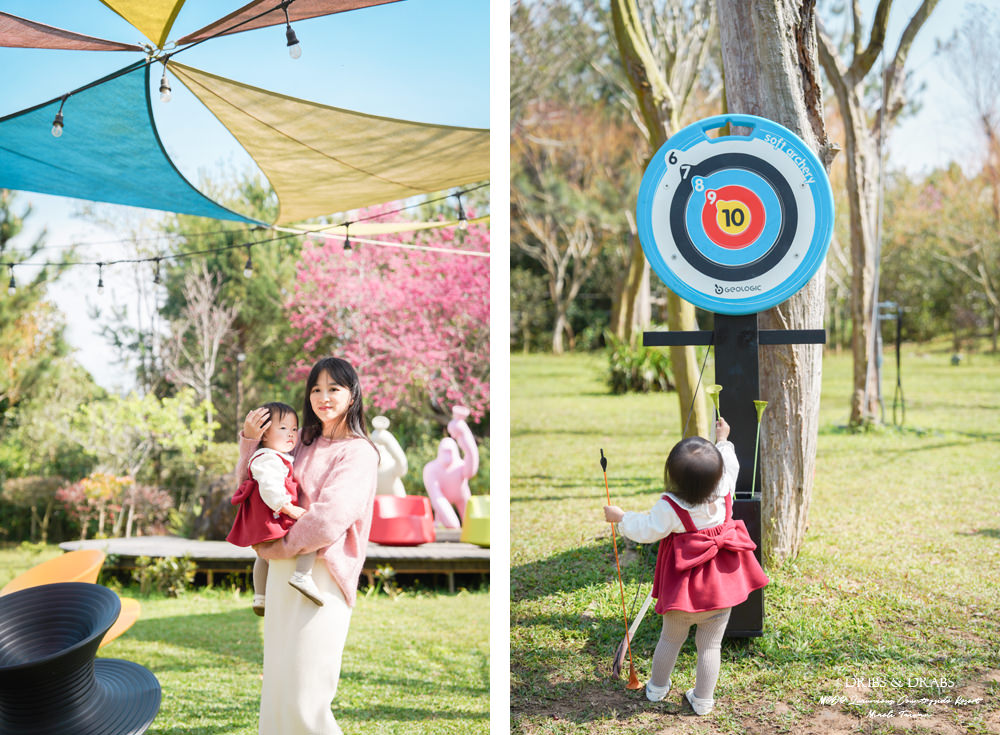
[{"xmin": 460, "ymin": 495, "xmax": 490, "ymax": 547}]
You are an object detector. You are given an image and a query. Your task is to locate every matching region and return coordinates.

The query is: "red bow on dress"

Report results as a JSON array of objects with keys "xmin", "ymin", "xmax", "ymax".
[{"xmin": 671, "ymin": 521, "xmax": 758, "ymax": 570}]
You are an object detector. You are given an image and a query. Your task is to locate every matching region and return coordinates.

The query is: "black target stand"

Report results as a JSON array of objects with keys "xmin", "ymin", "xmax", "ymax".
[{"xmin": 644, "ymin": 313, "xmax": 825, "ymax": 637}]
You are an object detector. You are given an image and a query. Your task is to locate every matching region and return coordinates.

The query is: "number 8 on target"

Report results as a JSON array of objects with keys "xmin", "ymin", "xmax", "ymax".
[{"xmin": 637, "ymin": 114, "xmax": 834, "ymax": 315}]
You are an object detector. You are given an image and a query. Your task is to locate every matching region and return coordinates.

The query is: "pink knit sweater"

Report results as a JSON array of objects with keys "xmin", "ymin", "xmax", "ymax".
[{"xmin": 237, "ymin": 433, "xmax": 378, "ymax": 607}]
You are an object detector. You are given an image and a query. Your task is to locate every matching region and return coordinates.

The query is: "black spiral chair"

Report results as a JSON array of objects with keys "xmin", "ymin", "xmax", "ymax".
[{"xmin": 0, "ymin": 582, "xmax": 160, "ymax": 735}]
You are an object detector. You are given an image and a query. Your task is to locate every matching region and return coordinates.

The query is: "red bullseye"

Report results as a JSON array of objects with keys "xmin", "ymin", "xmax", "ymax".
[{"xmin": 701, "ymin": 185, "xmax": 765, "ymax": 249}]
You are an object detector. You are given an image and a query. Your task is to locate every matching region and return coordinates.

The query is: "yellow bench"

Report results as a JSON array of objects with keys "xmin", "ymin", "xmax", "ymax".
[{"xmin": 1, "ymin": 549, "xmax": 106, "ymax": 596}]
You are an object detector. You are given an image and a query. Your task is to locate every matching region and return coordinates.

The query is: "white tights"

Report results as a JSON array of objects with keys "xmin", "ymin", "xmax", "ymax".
[{"xmin": 649, "ymin": 607, "xmax": 732, "ymax": 701}]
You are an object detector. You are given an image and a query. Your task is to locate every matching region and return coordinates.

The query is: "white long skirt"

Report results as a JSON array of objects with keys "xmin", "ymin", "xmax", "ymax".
[{"xmin": 259, "ymin": 556, "xmax": 352, "ymax": 735}]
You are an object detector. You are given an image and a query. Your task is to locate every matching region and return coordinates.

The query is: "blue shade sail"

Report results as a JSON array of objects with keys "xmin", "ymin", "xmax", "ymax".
[{"xmin": 0, "ymin": 62, "xmax": 262, "ymax": 224}]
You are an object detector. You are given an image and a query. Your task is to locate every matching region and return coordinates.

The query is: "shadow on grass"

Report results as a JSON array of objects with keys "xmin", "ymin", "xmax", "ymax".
[
  {"xmin": 958, "ymin": 528, "xmax": 1000, "ymax": 540},
  {"xmin": 512, "ymin": 475, "xmax": 661, "ymax": 503},
  {"xmin": 123, "ymin": 608, "xmax": 263, "ymax": 669},
  {"xmin": 820, "ymin": 424, "xmax": 1000, "ymax": 444},
  {"xmin": 512, "ymin": 540, "xmax": 656, "ymax": 602},
  {"xmin": 511, "ymin": 542, "xmax": 967, "ymax": 726},
  {"xmin": 338, "ymin": 704, "xmax": 489, "ymax": 722},
  {"xmin": 510, "ymin": 607, "xmax": 760, "ymax": 726},
  {"xmin": 340, "ymin": 671, "xmax": 487, "ymax": 698}
]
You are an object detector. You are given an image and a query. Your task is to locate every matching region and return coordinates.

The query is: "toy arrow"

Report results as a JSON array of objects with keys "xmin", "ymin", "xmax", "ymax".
[
  {"xmin": 601, "ymin": 449, "xmax": 642, "ymax": 690},
  {"xmin": 612, "ymin": 588, "xmax": 653, "ymax": 678}
]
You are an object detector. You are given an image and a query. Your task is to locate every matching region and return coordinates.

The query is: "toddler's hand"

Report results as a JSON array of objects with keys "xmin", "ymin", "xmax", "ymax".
[
  {"xmin": 603, "ymin": 505, "xmax": 624, "ymax": 523},
  {"xmin": 716, "ymin": 418, "xmax": 730, "ymax": 441},
  {"xmin": 243, "ymin": 407, "xmax": 271, "ymax": 440},
  {"xmin": 283, "ymin": 504, "xmax": 306, "ymax": 520}
]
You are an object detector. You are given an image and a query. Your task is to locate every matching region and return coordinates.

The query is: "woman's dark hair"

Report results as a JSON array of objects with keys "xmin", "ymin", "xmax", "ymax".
[
  {"xmin": 664, "ymin": 436, "xmax": 724, "ymax": 505},
  {"xmin": 300, "ymin": 357, "xmax": 373, "ymax": 447}
]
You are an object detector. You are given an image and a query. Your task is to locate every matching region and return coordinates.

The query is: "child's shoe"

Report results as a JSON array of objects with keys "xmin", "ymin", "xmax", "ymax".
[
  {"xmin": 288, "ymin": 572, "xmax": 324, "ymax": 606},
  {"xmin": 684, "ymin": 688, "xmax": 714, "ymax": 715},
  {"xmin": 252, "ymin": 594, "xmax": 265, "ymax": 616},
  {"xmin": 645, "ymin": 678, "xmax": 671, "ymax": 702}
]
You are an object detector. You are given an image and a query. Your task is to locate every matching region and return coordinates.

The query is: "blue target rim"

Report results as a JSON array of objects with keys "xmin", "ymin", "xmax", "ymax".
[{"xmin": 636, "ymin": 114, "xmax": 835, "ymax": 315}]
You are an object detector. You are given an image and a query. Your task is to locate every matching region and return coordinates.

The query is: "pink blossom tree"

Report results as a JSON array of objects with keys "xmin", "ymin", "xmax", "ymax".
[{"xmin": 286, "ymin": 207, "xmax": 489, "ymax": 422}]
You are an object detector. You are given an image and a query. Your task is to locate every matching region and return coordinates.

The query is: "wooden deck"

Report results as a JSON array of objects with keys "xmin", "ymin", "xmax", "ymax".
[{"xmin": 59, "ymin": 531, "xmax": 489, "ymax": 593}]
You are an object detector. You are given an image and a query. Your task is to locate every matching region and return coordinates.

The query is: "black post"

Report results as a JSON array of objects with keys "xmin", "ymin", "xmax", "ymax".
[
  {"xmin": 712, "ymin": 313, "xmax": 764, "ymax": 636},
  {"xmin": 644, "ymin": 317, "xmax": 824, "ymax": 637}
]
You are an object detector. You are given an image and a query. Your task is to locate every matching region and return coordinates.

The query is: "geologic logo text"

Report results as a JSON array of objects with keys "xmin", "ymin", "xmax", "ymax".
[{"xmin": 714, "ymin": 283, "xmax": 764, "ymax": 295}]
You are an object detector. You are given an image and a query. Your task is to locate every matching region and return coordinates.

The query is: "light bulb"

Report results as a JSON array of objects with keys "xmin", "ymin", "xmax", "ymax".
[
  {"xmin": 286, "ymin": 25, "xmax": 302, "ymax": 58},
  {"xmin": 51, "ymin": 111, "xmax": 64, "ymax": 138},
  {"xmin": 7, "ymin": 271, "xmax": 15, "ymax": 295},
  {"xmin": 455, "ymin": 193, "xmax": 468, "ymax": 230},
  {"xmin": 243, "ymin": 254, "xmax": 253, "ymax": 278},
  {"xmin": 159, "ymin": 71, "xmax": 172, "ymax": 102}
]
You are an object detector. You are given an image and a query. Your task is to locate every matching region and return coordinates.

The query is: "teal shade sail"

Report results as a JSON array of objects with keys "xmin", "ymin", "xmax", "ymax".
[{"xmin": 0, "ymin": 62, "xmax": 261, "ymax": 223}]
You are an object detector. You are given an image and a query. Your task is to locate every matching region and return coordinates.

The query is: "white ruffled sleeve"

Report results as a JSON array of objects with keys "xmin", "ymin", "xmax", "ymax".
[
  {"xmin": 618, "ymin": 498, "xmax": 684, "ymax": 544},
  {"xmin": 252, "ymin": 452, "xmax": 294, "ymax": 512}
]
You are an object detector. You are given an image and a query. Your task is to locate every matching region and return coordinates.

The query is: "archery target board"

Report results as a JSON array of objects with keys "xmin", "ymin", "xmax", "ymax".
[{"xmin": 637, "ymin": 114, "xmax": 834, "ymax": 315}]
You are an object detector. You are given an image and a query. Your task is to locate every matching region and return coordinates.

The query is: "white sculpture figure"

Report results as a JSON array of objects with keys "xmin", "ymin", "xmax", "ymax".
[
  {"xmin": 423, "ymin": 405, "xmax": 480, "ymax": 528},
  {"xmin": 371, "ymin": 416, "xmax": 408, "ymax": 497}
]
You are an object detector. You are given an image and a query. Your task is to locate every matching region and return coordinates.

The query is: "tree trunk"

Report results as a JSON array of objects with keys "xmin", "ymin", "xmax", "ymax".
[
  {"xmin": 665, "ymin": 294, "xmax": 708, "ymax": 438},
  {"xmin": 610, "ymin": 0, "xmax": 711, "ymax": 438},
  {"xmin": 552, "ymin": 309, "xmax": 568, "ymax": 354},
  {"xmin": 817, "ymin": 0, "xmax": 940, "ymax": 423},
  {"xmin": 836, "ymin": 91, "xmax": 881, "ymax": 425},
  {"xmin": 610, "ymin": 233, "xmax": 646, "ymax": 344},
  {"xmin": 40, "ymin": 497, "xmax": 53, "ymax": 544},
  {"xmin": 718, "ymin": 0, "xmax": 833, "ymax": 564}
]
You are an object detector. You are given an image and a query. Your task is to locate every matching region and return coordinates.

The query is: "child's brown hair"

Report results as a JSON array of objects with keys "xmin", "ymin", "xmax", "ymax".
[{"xmin": 664, "ymin": 437, "xmax": 723, "ymax": 504}]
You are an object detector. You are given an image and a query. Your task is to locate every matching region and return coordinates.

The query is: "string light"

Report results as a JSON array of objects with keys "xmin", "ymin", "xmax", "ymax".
[
  {"xmin": 283, "ymin": 2, "xmax": 302, "ymax": 59},
  {"xmin": 7, "ymin": 265, "xmax": 15, "ymax": 295},
  {"xmin": 0, "ymin": 184, "xmax": 488, "ymax": 293},
  {"xmin": 455, "ymin": 192, "xmax": 468, "ymax": 230},
  {"xmin": 243, "ymin": 246, "xmax": 254, "ymax": 277},
  {"xmin": 159, "ymin": 63, "xmax": 172, "ymax": 103},
  {"xmin": 51, "ymin": 95, "xmax": 67, "ymax": 138},
  {"xmin": 342, "ymin": 224, "xmax": 352, "ymax": 255},
  {"xmin": 33, "ymin": 0, "xmax": 329, "ymax": 139}
]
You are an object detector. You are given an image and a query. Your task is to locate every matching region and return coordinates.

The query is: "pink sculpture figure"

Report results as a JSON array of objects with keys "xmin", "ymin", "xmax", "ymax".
[
  {"xmin": 423, "ymin": 405, "xmax": 480, "ymax": 528},
  {"xmin": 371, "ymin": 416, "xmax": 408, "ymax": 497}
]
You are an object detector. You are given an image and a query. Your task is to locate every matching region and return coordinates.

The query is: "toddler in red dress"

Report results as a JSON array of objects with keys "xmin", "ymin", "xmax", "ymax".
[
  {"xmin": 604, "ymin": 418, "xmax": 768, "ymax": 715},
  {"xmin": 227, "ymin": 402, "xmax": 323, "ymax": 614}
]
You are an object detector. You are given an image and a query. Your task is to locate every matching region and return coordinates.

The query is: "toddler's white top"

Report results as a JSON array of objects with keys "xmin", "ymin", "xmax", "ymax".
[
  {"xmin": 619, "ymin": 440, "xmax": 739, "ymax": 543},
  {"xmin": 249, "ymin": 447, "xmax": 296, "ymax": 512}
]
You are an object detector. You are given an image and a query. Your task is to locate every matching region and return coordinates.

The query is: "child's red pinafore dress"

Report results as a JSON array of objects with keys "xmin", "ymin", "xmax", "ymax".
[
  {"xmin": 651, "ymin": 491, "xmax": 769, "ymax": 614},
  {"xmin": 226, "ymin": 452, "xmax": 299, "ymax": 547}
]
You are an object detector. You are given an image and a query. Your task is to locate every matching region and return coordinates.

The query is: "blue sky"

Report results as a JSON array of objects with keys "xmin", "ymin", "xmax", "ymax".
[{"xmin": 855, "ymin": 0, "xmax": 985, "ymax": 174}]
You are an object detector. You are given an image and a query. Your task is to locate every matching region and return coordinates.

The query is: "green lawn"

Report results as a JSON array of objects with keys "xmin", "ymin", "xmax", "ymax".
[
  {"xmin": 0, "ymin": 548, "xmax": 489, "ymax": 735},
  {"xmin": 511, "ymin": 347, "xmax": 1000, "ymax": 734}
]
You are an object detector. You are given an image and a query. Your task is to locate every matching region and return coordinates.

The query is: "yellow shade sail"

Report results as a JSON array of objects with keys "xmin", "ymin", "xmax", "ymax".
[
  {"xmin": 98, "ymin": 0, "xmax": 186, "ymax": 47},
  {"xmin": 168, "ymin": 61, "xmax": 490, "ymax": 225}
]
